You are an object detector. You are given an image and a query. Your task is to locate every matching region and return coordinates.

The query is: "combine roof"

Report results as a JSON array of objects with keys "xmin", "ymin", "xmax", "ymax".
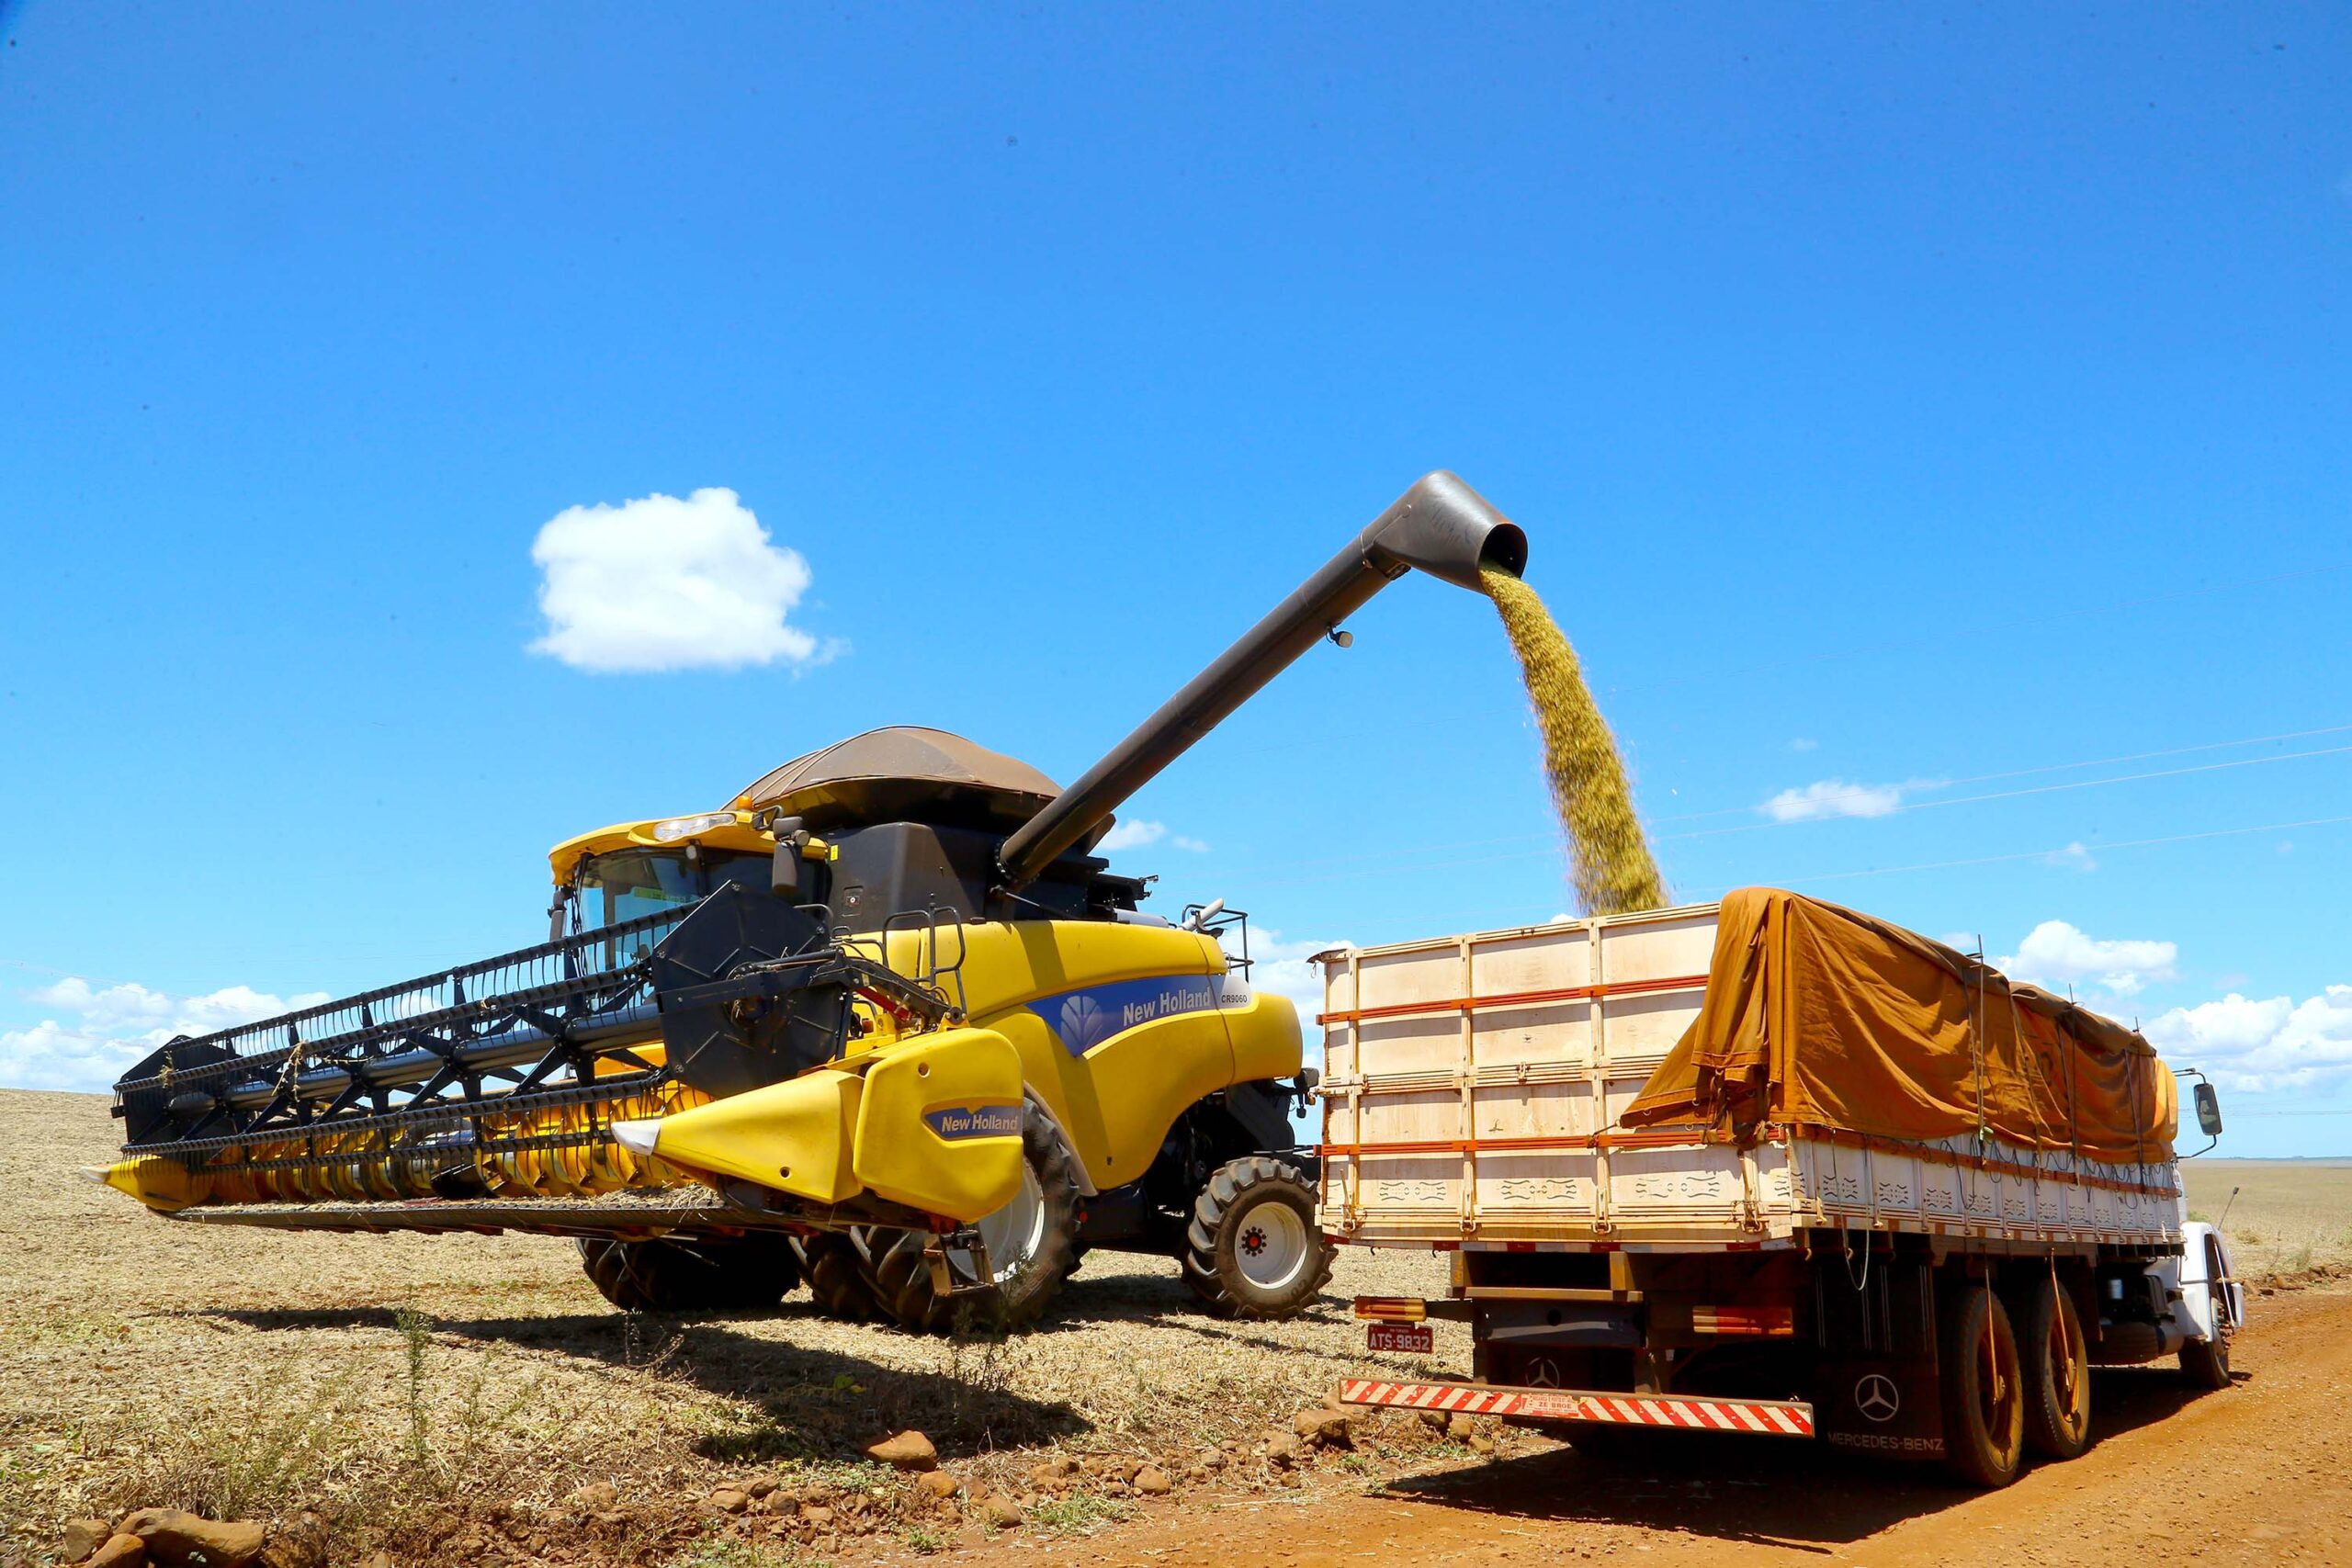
[{"xmin": 733, "ymin": 726, "xmax": 1095, "ymax": 840}]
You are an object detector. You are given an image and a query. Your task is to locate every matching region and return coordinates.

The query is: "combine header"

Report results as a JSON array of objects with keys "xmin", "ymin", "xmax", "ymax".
[{"xmin": 100, "ymin": 471, "xmax": 1529, "ymax": 1330}]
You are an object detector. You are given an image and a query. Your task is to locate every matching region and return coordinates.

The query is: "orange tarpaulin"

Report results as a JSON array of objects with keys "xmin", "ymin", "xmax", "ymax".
[{"xmin": 1622, "ymin": 888, "xmax": 2177, "ymax": 1163}]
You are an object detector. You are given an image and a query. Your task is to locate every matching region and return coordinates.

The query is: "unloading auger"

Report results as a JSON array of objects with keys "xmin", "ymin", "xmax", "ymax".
[{"xmin": 99, "ymin": 471, "xmax": 1527, "ymax": 1330}]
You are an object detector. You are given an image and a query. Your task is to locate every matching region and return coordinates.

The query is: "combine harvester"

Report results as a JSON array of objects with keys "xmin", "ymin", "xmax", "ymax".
[
  {"xmin": 96, "ymin": 473, "xmax": 1527, "ymax": 1332},
  {"xmin": 1323, "ymin": 891, "xmax": 2245, "ymax": 1486}
]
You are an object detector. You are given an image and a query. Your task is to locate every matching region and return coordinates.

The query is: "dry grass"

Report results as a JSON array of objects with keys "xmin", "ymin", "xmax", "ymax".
[
  {"xmin": 2181, "ymin": 1157, "xmax": 2352, "ymax": 1282},
  {"xmin": 0, "ymin": 1090, "xmax": 1467, "ymax": 1565},
  {"xmin": 1482, "ymin": 570, "xmax": 1666, "ymax": 916}
]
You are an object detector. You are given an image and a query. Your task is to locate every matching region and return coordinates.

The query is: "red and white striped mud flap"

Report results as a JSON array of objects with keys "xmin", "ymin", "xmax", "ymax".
[{"xmin": 1336, "ymin": 1379, "xmax": 1815, "ymax": 1438}]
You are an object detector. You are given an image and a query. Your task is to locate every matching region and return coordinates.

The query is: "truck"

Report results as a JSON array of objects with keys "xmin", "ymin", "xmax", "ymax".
[
  {"xmin": 1319, "ymin": 888, "xmax": 2244, "ymax": 1487},
  {"xmin": 96, "ymin": 472, "xmax": 1528, "ymax": 1334}
]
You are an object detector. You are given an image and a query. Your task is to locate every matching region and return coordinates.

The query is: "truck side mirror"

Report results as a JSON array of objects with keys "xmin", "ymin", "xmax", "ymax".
[{"xmin": 2193, "ymin": 1081, "xmax": 2222, "ymax": 1138}]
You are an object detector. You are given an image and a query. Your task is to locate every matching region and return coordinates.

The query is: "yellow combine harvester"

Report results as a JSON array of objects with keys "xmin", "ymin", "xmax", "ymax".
[{"xmin": 97, "ymin": 473, "xmax": 1528, "ymax": 1331}]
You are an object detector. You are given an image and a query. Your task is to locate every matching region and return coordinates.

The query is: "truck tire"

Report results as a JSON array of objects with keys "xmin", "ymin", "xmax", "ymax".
[
  {"xmin": 796, "ymin": 1233, "xmax": 882, "ymax": 1322},
  {"xmin": 2180, "ymin": 1333, "xmax": 2231, "ymax": 1389},
  {"xmin": 2019, "ymin": 1277, "xmax": 2092, "ymax": 1461},
  {"xmin": 2180, "ymin": 1235, "xmax": 2236, "ymax": 1390},
  {"xmin": 866, "ymin": 1103, "xmax": 1084, "ymax": 1333},
  {"xmin": 1939, "ymin": 1283, "xmax": 2026, "ymax": 1488},
  {"xmin": 1182, "ymin": 1156, "xmax": 1336, "ymax": 1320},
  {"xmin": 576, "ymin": 1234, "xmax": 801, "ymax": 1314}
]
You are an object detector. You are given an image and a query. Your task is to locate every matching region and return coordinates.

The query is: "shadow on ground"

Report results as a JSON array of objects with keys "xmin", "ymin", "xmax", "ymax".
[
  {"xmin": 204, "ymin": 1303, "xmax": 1090, "ymax": 1461},
  {"xmin": 1370, "ymin": 1367, "xmax": 2246, "ymax": 1551}
]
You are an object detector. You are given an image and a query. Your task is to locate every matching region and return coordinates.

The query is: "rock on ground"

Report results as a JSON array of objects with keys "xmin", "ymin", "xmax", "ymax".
[
  {"xmin": 119, "ymin": 1509, "xmax": 268, "ymax": 1568},
  {"xmin": 865, "ymin": 1429, "xmax": 939, "ymax": 1471}
]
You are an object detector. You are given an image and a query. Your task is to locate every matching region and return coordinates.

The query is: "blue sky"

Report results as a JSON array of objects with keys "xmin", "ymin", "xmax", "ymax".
[{"xmin": 2, "ymin": 5, "xmax": 2346, "ymax": 1154}]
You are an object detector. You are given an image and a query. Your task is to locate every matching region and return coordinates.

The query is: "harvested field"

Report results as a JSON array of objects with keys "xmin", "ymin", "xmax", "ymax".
[
  {"xmin": 6, "ymin": 1087, "xmax": 2346, "ymax": 1568},
  {"xmin": 0, "ymin": 1089, "xmax": 1486, "ymax": 1566},
  {"xmin": 2182, "ymin": 1156, "xmax": 2352, "ymax": 1282}
]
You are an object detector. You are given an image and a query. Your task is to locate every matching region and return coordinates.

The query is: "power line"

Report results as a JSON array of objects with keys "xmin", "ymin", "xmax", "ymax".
[
  {"xmin": 1206, "ymin": 733, "xmax": 2352, "ymax": 886},
  {"xmin": 1645, "ymin": 721, "xmax": 2352, "ymax": 827},
  {"xmin": 1666, "ymin": 743, "xmax": 2352, "ymax": 843}
]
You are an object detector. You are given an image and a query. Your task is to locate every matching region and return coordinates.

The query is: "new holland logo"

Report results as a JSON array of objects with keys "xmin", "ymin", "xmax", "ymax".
[
  {"xmin": 1031, "ymin": 975, "xmax": 1224, "ymax": 1058},
  {"xmin": 1058, "ymin": 995, "xmax": 1112, "ymax": 1054},
  {"xmin": 923, "ymin": 1104, "xmax": 1023, "ymax": 1141}
]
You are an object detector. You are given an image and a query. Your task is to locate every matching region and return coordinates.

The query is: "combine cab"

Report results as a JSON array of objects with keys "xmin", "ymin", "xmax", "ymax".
[{"xmin": 100, "ymin": 471, "xmax": 1528, "ymax": 1332}]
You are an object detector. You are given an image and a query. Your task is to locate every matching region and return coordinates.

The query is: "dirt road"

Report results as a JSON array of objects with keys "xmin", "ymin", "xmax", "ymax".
[{"xmin": 1110, "ymin": 1283, "xmax": 2351, "ymax": 1568}]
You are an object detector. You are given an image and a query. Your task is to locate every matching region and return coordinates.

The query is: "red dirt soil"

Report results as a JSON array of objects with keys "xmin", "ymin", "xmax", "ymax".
[{"xmin": 1106, "ymin": 1283, "xmax": 2352, "ymax": 1568}]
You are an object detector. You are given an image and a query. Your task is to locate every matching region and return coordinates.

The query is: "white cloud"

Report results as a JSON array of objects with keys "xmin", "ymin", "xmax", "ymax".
[
  {"xmin": 2045, "ymin": 841, "xmax": 2098, "ymax": 873},
  {"xmin": 1242, "ymin": 930, "xmax": 1349, "ymax": 1046},
  {"xmin": 1996, "ymin": 920, "xmax": 2177, "ymax": 998},
  {"xmin": 1786, "ymin": 738, "xmax": 1819, "ymax": 752},
  {"xmin": 1096, "ymin": 819, "xmax": 1209, "ymax": 855},
  {"xmin": 528, "ymin": 487, "xmax": 835, "ymax": 673},
  {"xmin": 1098, "ymin": 819, "xmax": 1166, "ymax": 852},
  {"xmin": 1758, "ymin": 777, "xmax": 1931, "ymax": 822},
  {"xmin": 2148, "ymin": 987, "xmax": 2352, "ymax": 1094},
  {"xmin": 1, "ymin": 977, "xmax": 329, "ymax": 1094}
]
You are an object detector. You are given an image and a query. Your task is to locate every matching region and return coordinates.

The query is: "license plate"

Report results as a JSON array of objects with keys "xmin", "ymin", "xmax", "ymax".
[{"xmin": 1367, "ymin": 1323, "xmax": 1433, "ymax": 1354}]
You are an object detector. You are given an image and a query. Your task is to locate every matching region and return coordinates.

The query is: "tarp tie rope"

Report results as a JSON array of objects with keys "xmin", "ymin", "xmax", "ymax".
[{"xmin": 1840, "ymin": 1221, "xmax": 1873, "ymax": 1292}]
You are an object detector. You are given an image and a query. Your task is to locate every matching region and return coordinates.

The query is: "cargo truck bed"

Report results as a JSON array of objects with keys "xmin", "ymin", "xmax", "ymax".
[{"xmin": 1315, "ymin": 904, "xmax": 2182, "ymax": 1256}]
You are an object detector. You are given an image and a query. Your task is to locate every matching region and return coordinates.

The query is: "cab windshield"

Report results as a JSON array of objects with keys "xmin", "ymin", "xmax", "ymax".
[{"xmin": 574, "ymin": 847, "xmax": 771, "ymax": 931}]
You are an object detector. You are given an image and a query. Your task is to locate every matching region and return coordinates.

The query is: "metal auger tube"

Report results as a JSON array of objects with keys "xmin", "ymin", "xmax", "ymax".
[{"xmin": 996, "ymin": 469, "xmax": 1527, "ymax": 887}]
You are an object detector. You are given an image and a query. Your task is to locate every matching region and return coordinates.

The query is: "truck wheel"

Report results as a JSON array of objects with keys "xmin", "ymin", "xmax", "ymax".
[
  {"xmin": 2180, "ymin": 1333, "xmax": 2231, "ymax": 1389},
  {"xmin": 867, "ymin": 1103, "xmax": 1083, "ymax": 1333},
  {"xmin": 2180, "ymin": 1235, "xmax": 2235, "ymax": 1390},
  {"xmin": 1183, "ymin": 1156, "xmax": 1336, "ymax": 1320},
  {"xmin": 2019, "ymin": 1277, "xmax": 2092, "ymax": 1461},
  {"xmin": 1939, "ymin": 1284, "xmax": 2026, "ymax": 1488},
  {"xmin": 796, "ymin": 1233, "xmax": 882, "ymax": 1322},
  {"xmin": 576, "ymin": 1234, "xmax": 800, "ymax": 1314}
]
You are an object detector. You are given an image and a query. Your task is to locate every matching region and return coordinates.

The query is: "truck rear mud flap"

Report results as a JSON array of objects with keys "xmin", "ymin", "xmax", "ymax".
[{"xmin": 1336, "ymin": 1378, "xmax": 1815, "ymax": 1438}]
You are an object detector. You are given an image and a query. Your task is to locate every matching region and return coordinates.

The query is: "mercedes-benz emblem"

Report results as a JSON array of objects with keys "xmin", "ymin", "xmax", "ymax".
[
  {"xmin": 1524, "ymin": 1356, "xmax": 1561, "ymax": 1389},
  {"xmin": 1854, "ymin": 1372, "xmax": 1901, "ymax": 1422}
]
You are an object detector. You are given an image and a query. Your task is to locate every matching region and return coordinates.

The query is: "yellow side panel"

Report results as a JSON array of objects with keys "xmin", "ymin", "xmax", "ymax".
[
  {"xmin": 648, "ymin": 1068, "xmax": 864, "ymax": 1205},
  {"xmin": 873, "ymin": 919, "xmax": 1230, "ymax": 1187},
  {"xmin": 853, "ymin": 1026, "xmax": 1027, "ymax": 1223},
  {"xmin": 984, "ymin": 1007, "xmax": 1104, "ymax": 1179},
  {"xmin": 878, "ymin": 919, "xmax": 1226, "ymax": 1024},
  {"xmin": 1226, "ymin": 990, "xmax": 1306, "ymax": 1084},
  {"xmin": 1080, "ymin": 1009, "xmax": 1240, "ymax": 1183}
]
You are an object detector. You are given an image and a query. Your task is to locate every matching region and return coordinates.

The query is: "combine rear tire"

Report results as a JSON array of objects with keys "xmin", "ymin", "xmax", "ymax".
[
  {"xmin": 867, "ymin": 1103, "xmax": 1083, "ymax": 1332},
  {"xmin": 577, "ymin": 1234, "xmax": 801, "ymax": 1314},
  {"xmin": 1182, "ymin": 1156, "xmax": 1335, "ymax": 1320},
  {"xmin": 797, "ymin": 1233, "xmax": 882, "ymax": 1322}
]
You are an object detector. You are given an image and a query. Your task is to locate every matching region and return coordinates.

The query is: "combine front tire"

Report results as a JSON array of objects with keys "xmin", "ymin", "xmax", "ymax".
[
  {"xmin": 576, "ymin": 1234, "xmax": 801, "ymax": 1314},
  {"xmin": 1182, "ymin": 1156, "xmax": 1334, "ymax": 1320},
  {"xmin": 867, "ymin": 1104, "xmax": 1083, "ymax": 1332},
  {"xmin": 797, "ymin": 1233, "xmax": 883, "ymax": 1322}
]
